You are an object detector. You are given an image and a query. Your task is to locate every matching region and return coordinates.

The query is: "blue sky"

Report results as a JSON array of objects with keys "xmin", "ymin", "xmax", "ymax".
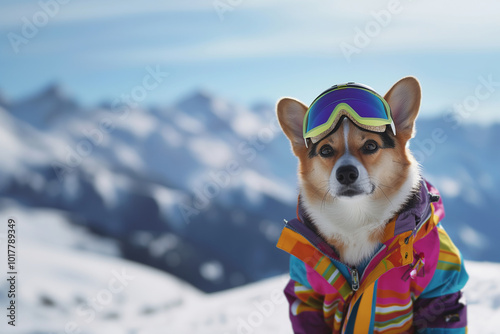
[{"xmin": 1, "ymin": 0, "xmax": 500, "ymax": 120}]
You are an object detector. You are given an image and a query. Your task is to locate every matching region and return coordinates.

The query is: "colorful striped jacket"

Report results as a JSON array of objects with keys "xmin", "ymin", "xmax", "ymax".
[{"xmin": 277, "ymin": 180, "xmax": 468, "ymax": 333}]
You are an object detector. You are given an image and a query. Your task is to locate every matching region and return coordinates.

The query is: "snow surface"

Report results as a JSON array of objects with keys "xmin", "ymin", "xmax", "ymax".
[{"xmin": 0, "ymin": 204, "xmax": 499, "ymax": 333}]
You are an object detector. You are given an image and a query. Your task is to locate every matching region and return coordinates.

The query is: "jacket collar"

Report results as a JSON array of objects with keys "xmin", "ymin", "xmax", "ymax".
[
  {"xmin": 295, "ymin": 178, "xmax": 438, "ymax": 246},
  {"xmin": 277, "ymin": 178, "xmax": 442, "ymax": 283}
]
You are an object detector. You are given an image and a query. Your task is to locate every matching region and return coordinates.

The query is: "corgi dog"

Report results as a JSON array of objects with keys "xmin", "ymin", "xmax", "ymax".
[
  {"xmin": 278, "ymin": 77, "xmax": 421, "ymax": 266},
  {"xmin": 276, "ymin": 77, "xmax": 468, "ymax": 332}
]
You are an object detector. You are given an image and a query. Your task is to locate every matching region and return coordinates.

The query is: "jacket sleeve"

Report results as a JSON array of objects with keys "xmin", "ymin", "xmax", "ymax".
[
  {"xmin": 284, "ymin": 256, "xmax": 331, "ymax": 334},
  {"xmin": 413, "ymin": 225, "xmax": 469, "ymax": 333}
]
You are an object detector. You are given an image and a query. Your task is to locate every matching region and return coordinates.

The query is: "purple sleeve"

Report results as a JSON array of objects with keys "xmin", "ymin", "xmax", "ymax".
[
  {"xmin": 413, "ymin": 290, "xmax": 467, "ymax": 332},
  {"xmin": 284, "ymin": 279, "xmax": 331, "ymax": 334}
]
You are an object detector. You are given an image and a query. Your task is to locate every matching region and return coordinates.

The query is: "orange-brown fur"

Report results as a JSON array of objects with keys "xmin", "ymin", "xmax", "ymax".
[{"xmin": 299, "ymin": 122, "xmax": 413, "ymax": 256}]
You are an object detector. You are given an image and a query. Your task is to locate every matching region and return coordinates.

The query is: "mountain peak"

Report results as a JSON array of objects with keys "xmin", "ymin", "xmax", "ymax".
[
  {"xmin": 175, "ymin": 89, "xmax": 215, "ymax": 110},
  {"xmin": 174, "ymin": 89, "xmax": 233, "ymax": 125},
  {"xmin": 33, "ymin": 82, "xmax": 70, "ymax": 102},
  {"xmin": 9, "ymin": 82, "xmax": 80, "ymax": 128}
]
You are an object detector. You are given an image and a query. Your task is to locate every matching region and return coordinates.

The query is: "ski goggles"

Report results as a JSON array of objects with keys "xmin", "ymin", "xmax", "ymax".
[{"xmin": 303, "ymin": 83, "xmax": 396, "ymax": 146}]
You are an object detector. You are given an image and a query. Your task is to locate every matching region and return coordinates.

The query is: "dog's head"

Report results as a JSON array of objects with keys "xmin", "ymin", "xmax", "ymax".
[{"xmin": 277, "ymin": 77, "xmax": 422, "ymax": 212}]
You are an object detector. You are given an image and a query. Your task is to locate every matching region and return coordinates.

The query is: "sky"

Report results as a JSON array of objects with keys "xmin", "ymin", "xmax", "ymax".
[{"xmin": 1, "ymin": 0, "xmax": 500, "ymax": 120}]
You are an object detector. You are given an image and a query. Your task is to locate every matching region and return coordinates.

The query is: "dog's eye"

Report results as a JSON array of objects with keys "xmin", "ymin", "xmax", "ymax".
[
  {"xmin": 319, "ymin": 145, "xmax": 335, "ymax": 157},
  {"xmin": 362, "ymin": 140, "xmax": 379, "ymax": 154}
]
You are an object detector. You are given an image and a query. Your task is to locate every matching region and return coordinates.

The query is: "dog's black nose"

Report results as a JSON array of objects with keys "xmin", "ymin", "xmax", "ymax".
[{"xmin": 336, "ymin": 165, "xmax": 359, "ymax": 185}]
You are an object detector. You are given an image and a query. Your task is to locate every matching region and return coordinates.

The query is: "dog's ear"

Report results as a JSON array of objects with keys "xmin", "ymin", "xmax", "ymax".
[
  {"xmin": 276, "ymin": 97, "xmax": 308, "ymax": 156},
  {"xmin": 384, "ymin": 77, "xmax": 421, "ymax": 141}
]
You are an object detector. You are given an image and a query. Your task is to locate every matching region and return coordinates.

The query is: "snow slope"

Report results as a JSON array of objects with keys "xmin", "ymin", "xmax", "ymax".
[
  {"xmin": 0, "ymin": 204, "xmax": 498, "ymax": 333},
  {"xmin": 0, "ymin": 203, "xmax": 200, "ymax": 334}
]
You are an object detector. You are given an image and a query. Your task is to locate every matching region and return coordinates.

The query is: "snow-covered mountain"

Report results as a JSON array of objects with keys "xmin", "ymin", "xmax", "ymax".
[
  {"xmin": 414, "ymin": 117, "xmax": 500, "ymax": 262},
  {"xmin": 1, "ymin": 85, "xmax": 297, "ymax": 293},
  {"xmin": 0, "ymin": 203, "xmax": 498, "ymax": 333},
  {"xmin": 1, "ymin": 84, "xmax": 499, "ymax": 294}
]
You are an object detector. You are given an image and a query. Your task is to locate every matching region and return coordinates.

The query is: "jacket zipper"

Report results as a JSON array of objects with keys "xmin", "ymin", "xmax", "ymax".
[
  {"xmin": 350, "ymin": 268, "xmax": 359, "ymax": 291},
  {"xmin": 415, "ymin": 209, "xmax": 433, "ymax": 234}
]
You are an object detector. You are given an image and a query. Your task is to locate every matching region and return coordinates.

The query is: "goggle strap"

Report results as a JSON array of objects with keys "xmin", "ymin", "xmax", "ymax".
[
  {"xmin": 303, "ymin": 122, "xmax": 396, "ymax": 148},
  {"xmin": 390, "ymin": 121, "xmax": 397, "ymax": 136},
  {"xmin": 303, "ymin": 119, "xmax": 396, "ymax": 147}
]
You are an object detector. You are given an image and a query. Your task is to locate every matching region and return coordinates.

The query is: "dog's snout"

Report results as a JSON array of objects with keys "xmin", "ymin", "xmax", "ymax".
[{"xmin": 336, "ymin": 165, "xmax": 359, "ymax": 185}]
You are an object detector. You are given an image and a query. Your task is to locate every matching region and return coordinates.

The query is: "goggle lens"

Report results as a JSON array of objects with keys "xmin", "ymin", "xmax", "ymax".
[{"xmin": 304, "ymin": 87, "xmax": 391, "ymax": 138}]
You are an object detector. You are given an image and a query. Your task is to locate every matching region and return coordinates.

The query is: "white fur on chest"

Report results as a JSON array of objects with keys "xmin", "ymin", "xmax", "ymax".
[
  {"xmin": 301, "ymin": 163, "xmax": 420, "ymax": 267},
  {"xmin": 303, "ymin": 195, "xmax": 387, "ymax": 266}
]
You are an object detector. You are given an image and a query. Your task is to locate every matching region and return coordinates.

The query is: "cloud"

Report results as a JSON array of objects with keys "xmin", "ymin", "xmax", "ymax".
[
  {"xmin": 0, "ymin": 0, "xmax": 211, "ymax": 28},
  {"xmin": 77, "ymin": 0, "xmax": 500, "ymax": 64},
  {"xmin": 3, "ymin": 0, "xmax": 500, "ymax": 62}
]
